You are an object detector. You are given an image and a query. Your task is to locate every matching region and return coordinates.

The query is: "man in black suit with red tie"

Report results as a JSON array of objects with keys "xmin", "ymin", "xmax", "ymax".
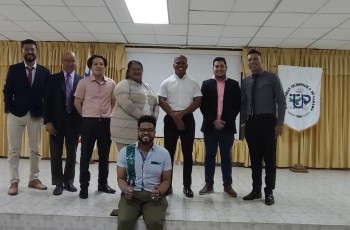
[
  {"xmin": 44, "ymin": 51, "xmax": 82, "ymax": 195},
  {"xmin": 3, "ymin": 39, "xmax": 51, "ymax": 195}
]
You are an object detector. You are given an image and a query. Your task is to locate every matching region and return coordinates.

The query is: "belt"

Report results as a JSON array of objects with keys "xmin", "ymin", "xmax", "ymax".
[
  {"xmin": 83, "ymin": 117, "xmax": 110, "ymax": 122},
  {"xmin": 248, "ymin": 113, "xmax": 275, "ymax": 119}
]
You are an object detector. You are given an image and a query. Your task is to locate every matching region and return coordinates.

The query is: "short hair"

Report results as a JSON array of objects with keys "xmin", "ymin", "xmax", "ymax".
[
  {"xmin": 21, "ymin": 39, "xmax": 37, "ymax": 48},
  {"xmin": 87, "ymin": 54, "xmax": 107, "ymax": 68},
  {"xmin": 138, "ymin": 115, "xmax": 157, "ymax": 128},
  {"xmin": 174, "ymin": 55, "xmax": 187, "ymax": 63},
  {"xmin": 247, "ymin": 49, "xmax": 262, "ymax": 57},
  {"xmin": 212, "ymin": 57, "xmax": 227, "ymax": 66},
  {"xmin": 126, "ymin": 60, "xmax": 143, "ymax": 79}
]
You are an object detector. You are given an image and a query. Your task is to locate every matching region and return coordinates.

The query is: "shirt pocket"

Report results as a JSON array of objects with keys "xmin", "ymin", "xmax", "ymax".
[{"xmin": 150, "ymin": 162, "xmax": 163, "ymax": 176}]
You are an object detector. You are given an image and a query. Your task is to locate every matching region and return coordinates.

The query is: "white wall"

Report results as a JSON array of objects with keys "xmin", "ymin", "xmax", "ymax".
[{"xmin": 126, "ymin": 48, "xmax": 241, "ymax": 138}]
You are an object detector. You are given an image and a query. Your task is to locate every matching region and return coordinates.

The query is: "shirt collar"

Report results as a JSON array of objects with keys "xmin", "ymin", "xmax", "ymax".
[
  {"xmin": 135, "ymin": 141, "xmax": 155, "ymax": 152},
  {"xmin": 211, "ymin": 75, "xmax": 227, "ymax": 82},
  {"xmin": 63, "ymin": 70, "xmax": 75, "ymax": 78},
  {"xmin": 90, "ymin": 75, "xmax": 107, "ymax": 82},
  {"xmin": 174, "ymin": 74, "xmax": 188, "ymax": 80},
  {"xmin": 24, "ymin": 62, "xmax": 37, "ymax": 69}
]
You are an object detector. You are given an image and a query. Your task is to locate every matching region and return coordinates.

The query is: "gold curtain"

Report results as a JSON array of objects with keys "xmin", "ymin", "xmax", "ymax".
[
  {"xmin": 241, "ymin": 48, "xmax": 350, "ymax": 168},
  {"xmin": 0, "ymin": 41, "xmax": 126, "ymax": 161}
]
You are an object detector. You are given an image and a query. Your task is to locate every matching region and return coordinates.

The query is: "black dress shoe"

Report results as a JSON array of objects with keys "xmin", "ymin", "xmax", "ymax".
[
  {"xmin": 53, "ymin": 185, "xmax": 63, "ymax": 196},
  {"xmin": 64, "ymin": 184, "xmax": 77, "ymax": 192},
  {"xmin": 79, "ymin": 190, "xmax": 88, "ymax": 199},
  {"xmin": 265, "ymin": 193, "xmax": 275, "ymax": 205},
  {"xmin": 243, "ymin": 191, "xmax": 262, "ymax": 200},
  {"xmin": 183, "ymin": 187, "xmax": 194, "ymax": 198},
  {"xmin": 98, "ymin": 185, "xmax": 116, "ymax": 194}
]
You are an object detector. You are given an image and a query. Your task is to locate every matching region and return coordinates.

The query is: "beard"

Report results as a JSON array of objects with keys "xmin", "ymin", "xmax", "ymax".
[
  {"xmin": 138, "ymin": 135, "xmax": 154, "ymax": 145},
  {"xmin": 24, "ymin": 53, "xmax": 36, "ymax": 63}
]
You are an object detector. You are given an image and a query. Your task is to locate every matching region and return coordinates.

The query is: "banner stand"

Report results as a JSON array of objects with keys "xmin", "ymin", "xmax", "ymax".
[{"xmin": 290, "ymin": 164, "xmax": 308, "ymax": 173}]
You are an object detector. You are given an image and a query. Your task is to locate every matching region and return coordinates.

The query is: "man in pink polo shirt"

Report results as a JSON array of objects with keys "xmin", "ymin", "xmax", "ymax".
[
  {"xmin": 74, "ymin": 54, "xmax": 116, "ymax": 199},
  {"xmin": 199, "ymin": 57, "xmax": 241, "ymax": 197}
]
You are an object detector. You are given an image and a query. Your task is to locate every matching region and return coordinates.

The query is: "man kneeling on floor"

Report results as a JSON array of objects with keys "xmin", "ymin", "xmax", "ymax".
[{"xmin": 117, "ymin": 115, "xmax": 172, "ymax": 230}]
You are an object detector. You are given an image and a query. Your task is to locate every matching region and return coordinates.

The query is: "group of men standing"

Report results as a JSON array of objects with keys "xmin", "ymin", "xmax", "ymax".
[{"xmin": 3, "ymin": 39, "xmax": 286, "ymax": 230}]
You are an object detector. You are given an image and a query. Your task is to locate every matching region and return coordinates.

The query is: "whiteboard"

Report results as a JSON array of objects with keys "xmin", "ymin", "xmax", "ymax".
[{"xmin": 126, "ymin": 48, "xmax": 241, "ymax": 138}]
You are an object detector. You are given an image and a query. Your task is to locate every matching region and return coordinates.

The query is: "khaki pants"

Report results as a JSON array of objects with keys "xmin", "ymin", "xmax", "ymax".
[
  {"xmin": 7, "ymin": 112, "xmax": 42, "ymax": 184},
  {"xmin": 117, "ymin": 191, "xmax": 168, "ymax": 230}
]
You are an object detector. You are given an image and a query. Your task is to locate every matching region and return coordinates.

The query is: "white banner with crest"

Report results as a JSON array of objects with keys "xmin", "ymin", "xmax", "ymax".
[{"xmin": 278, "ymin": 65, "xmax": 322, "ymax": 131}]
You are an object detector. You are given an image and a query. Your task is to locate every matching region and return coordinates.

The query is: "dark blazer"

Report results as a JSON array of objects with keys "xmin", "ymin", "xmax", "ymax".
[
  {"xmin": 43, "ymin": 71, "xmax": 82, "ymax": 129},
  {"xmin": 3, "ymin": 62, "xmax": 51, "ymax": 117},
  {"xmin": 200, "ymin": 78, "xmax": 241, "ymax": 134}
]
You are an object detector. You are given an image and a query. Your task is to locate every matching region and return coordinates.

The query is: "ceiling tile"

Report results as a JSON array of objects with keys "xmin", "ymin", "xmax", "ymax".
[
  {"xmin": 249, "ymin": 38, "xmax": 283, "ymax": 47},
  {"xmin": 0, "ymin": 31, "xmax": 37, "ymax": 40},
  {"xmin": 0, "ymin": 21, "xmax": 24, "ymax": 32},
  {"xmin": 156, "ymin": 35, "xmax": 187, "ymax": 45},
  {"xmin": 31, "ymin": 6, "xmax": 78, "ymax": 21},
  {"xmin": 125, "ymin": 35, "xmax": 157, "ymax": 44},
  {"xmin": 69, "ymin": 7, "xmax": 114, "ymax": 22},
  {"xmin": 319, "ymin": 0, "xmax": 350, "ymax": 13},
  {"xmin": 0, "ymin": 34, "xmax": 8, "ymax": 39},
  {"xmin": 0, "ymin": 0, "xmax": 23, "ymax": 4},
  {"xmin": 94, "ymin": 33, "xmax": 126, "ymax": 43},
  {"xmin": 190, "ymin": 0, "xmax": 234, "ymax": 11},
  {"xmin": 153, "ymin": 25, "xmax": 187, "ymax": 36},
  {"xmin": 289, "ymin": 28, "xmax": 332, "ymax": 39},
  {"xmin": 0, "ymin": 5, "xmax": 41, "ymax": 20},
  {"xmin": 22, "ymin": 0, "xmax": 64, "ymax": 5},
  {"xmin": 275, "ymin": 0, "xmax": 328, "ymax": 13},
  {"xmin": 62, "ymin": 32, "xmax": 97, "ymax": 42},
  {"xmin": 217, "ymin": 37, "xmax": 251, "ymax": 47},
  {"xmin": 188, "ymin": 25, "xmax": 224, "ymax": 36},
  {"xmin": 189, "ymin": 11, "xmax": 229, "ymax": 25},
  {"xmin": 14, "ymin": 21, "xmax": 56, "ymax": 32},
  {"xmin": 82, "ymin": 22, "xmax": 121, "ymax": 34},
  {"xmin": 104, "ymin": 0, "xmax": 133, "ymax": 23},
  {"xmin": 322, "ymin": 29, "xmax": 350, "ymax": 40},
  {"xmin": 337, "ymin": 42, "xmax": 350, "ymax": 50},
  {"xmin": 0, "ymin": 14, "xmax": 6, "ymax": 20},
  {"xmin": 301, "ymin": 14, "xmax": 350, "ymax": 28},
  {"xmin": 119, "ymin": 23, "xmax": 154, "ymax": 35},
  {"xmin": 222, "ymin": 26, "xmax": 259, "ymax": 37},
  {"xmin": 226, "ymin": 12, "xmax": 270, "ymax": 26},
  {"xmin": 168, "ymin": 0, "xmax": 189, "ymax": 24},
  {"xmin": 339, "ymin": 18, "xmax": 350, "ymax": 28},
  {"xmin": 30, "ymin": 32, "xmax": 66, "ymax": 41},
  {"xmin": 233, "ymin": 0, "xmax": 279, "ymax": 12},
  {"xmin": 62, "ymin": 0, "xmax": 105, "ymax": 6},
  {"xmin": 278, "ymin": 39, "xmax": 315, "ymax": 48},
  {"xmin": 309, "ymin": 39, "xmax": 348, "ymax": 49},
  {"xmin": 255, "ymin": 27, "xmax": 296, "ymax": 38},
  {"xmin": 264, "ymin": 13, "xmax": 311, "ymax": 27},
  {"xmin": 49, "ymin": 21, "xmax": 87, "ymax": 33},
  {"xmin": 187, "ymin": 36, "xmax": 219, "ymax": 46}
]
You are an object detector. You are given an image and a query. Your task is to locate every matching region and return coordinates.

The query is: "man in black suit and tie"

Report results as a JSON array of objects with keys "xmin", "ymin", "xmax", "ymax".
[
  {"xmin": 199, "ymin": 57, "xmax": 241, "ymax": 197},
  {"xmin": 44, "ymin": 51, "xmax": 82, "ymax": 195},
  {"xmin": 3, "ymin": 39, "xmax": 51, "ymax": 195}
]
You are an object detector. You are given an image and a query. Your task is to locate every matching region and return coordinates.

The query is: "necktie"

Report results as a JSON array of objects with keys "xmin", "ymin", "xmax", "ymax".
[
  {"xmin": 251, "ymin": 74, "xmax": 257, "ymax": 116},
  {"xmin": 66, "ymin": 74, "xmax": 73, "ymax": 113},
  {"xmin": 27, "ymin": 67, "xmax": 34, "ymax": 86}
]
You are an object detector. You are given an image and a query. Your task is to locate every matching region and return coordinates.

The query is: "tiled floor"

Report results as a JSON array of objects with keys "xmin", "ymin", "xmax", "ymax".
[{"xmin": 0, "ymin": 158, "xmax": 350, "ymax": 230}]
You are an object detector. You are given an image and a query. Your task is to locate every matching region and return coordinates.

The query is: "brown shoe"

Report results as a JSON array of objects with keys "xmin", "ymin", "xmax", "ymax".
[
  {"xmin": 199, "ymin": 183, "xmax": 213, "ymax": 195},
  {"xmin": 28, "ymin": 179, "xmax": 47, "ymax": 190},
  {"xmin": 224, "ymin": 185, "xmax": 237, "ymax": 197},
  {"xmin": 8, "ymin": 182, "xmax": 18, "ymax": 195}
]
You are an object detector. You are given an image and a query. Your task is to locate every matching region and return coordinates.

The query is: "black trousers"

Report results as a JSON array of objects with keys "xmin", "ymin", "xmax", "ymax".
[
  {"xmin": 164, "ymin": 113, "xmax": 195, "ymax": 188},
  {"xmin": 79, "ymin": 117, "xmax": 111, "ymax": 190},
  {"xmin": 245, "ymin": 116, "xmax": 277, "ymax": 194},
  {"xmin": 50, "ymin": 113, "xmax": 80, "ymax": 185}
]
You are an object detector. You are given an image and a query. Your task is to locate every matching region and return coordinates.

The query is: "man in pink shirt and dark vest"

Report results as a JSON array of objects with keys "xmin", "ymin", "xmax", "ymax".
[
  {"xmin": 74, "ymin": 54, "xmax": 116, "ymax": 199},
  {"xmin": 199, "ymin": 57, "xmax": 241, "ymax": 197}
]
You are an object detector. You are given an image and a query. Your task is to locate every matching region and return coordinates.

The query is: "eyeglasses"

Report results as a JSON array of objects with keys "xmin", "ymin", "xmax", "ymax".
[{"xmin": 138, "ymin": 128, "xmax": 155, "ymax": 133}]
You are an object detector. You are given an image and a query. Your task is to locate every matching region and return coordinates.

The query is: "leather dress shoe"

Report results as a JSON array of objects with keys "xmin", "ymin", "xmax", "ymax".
[
  {"xmin": 79, "ymin": 190, "xmax": 88, "ymax": 199},
  {"xmin": 98, "ymin": 185, "xmax": 116, "ymax": 194},
  {"xmin": 224, "ymin": 185, "xmax": 237, "ymax": 197},
  {"xmin": 8, "ymin": 182, "xmax": 18, "ymax": 195},
  {"xmin": 165, "ymin": 187, "xmax": 173, "ymax": 196},
  {"xmin": 265, "ymin": 193, "xmax": 275, "ymax": 205},
  {"xmin": 53, "ymin": 185, "xmax": 63, "ymax": 196},
  {"xmin": 64, "ymin": 184, "xmax": 77, "ymax": 192},
  {"xmin": 243, "ymin": 191, "xmax": 262, "ymax": 200},
  {"xmin": 28, "ymin": 179, "xmax": 47, "ymax": 190},
  {"xmin": 183, "ymin": 187, "xmax": 194, "ymax": 198},
  {"xmin": 199, "ymin": 184, "xmax": 213, "ymax": 195}
]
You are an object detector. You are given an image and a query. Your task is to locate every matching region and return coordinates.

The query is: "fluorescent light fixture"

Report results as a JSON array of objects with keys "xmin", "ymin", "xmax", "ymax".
[{"xmin": 125, "ymin": 0, "xmax": 169, "ymax": 24}]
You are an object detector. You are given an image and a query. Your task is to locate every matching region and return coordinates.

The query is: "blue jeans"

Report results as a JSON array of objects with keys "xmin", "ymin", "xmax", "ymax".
[{"xmin": 203, "ymin": 130, "xmax": 235, "ymax": 186}]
